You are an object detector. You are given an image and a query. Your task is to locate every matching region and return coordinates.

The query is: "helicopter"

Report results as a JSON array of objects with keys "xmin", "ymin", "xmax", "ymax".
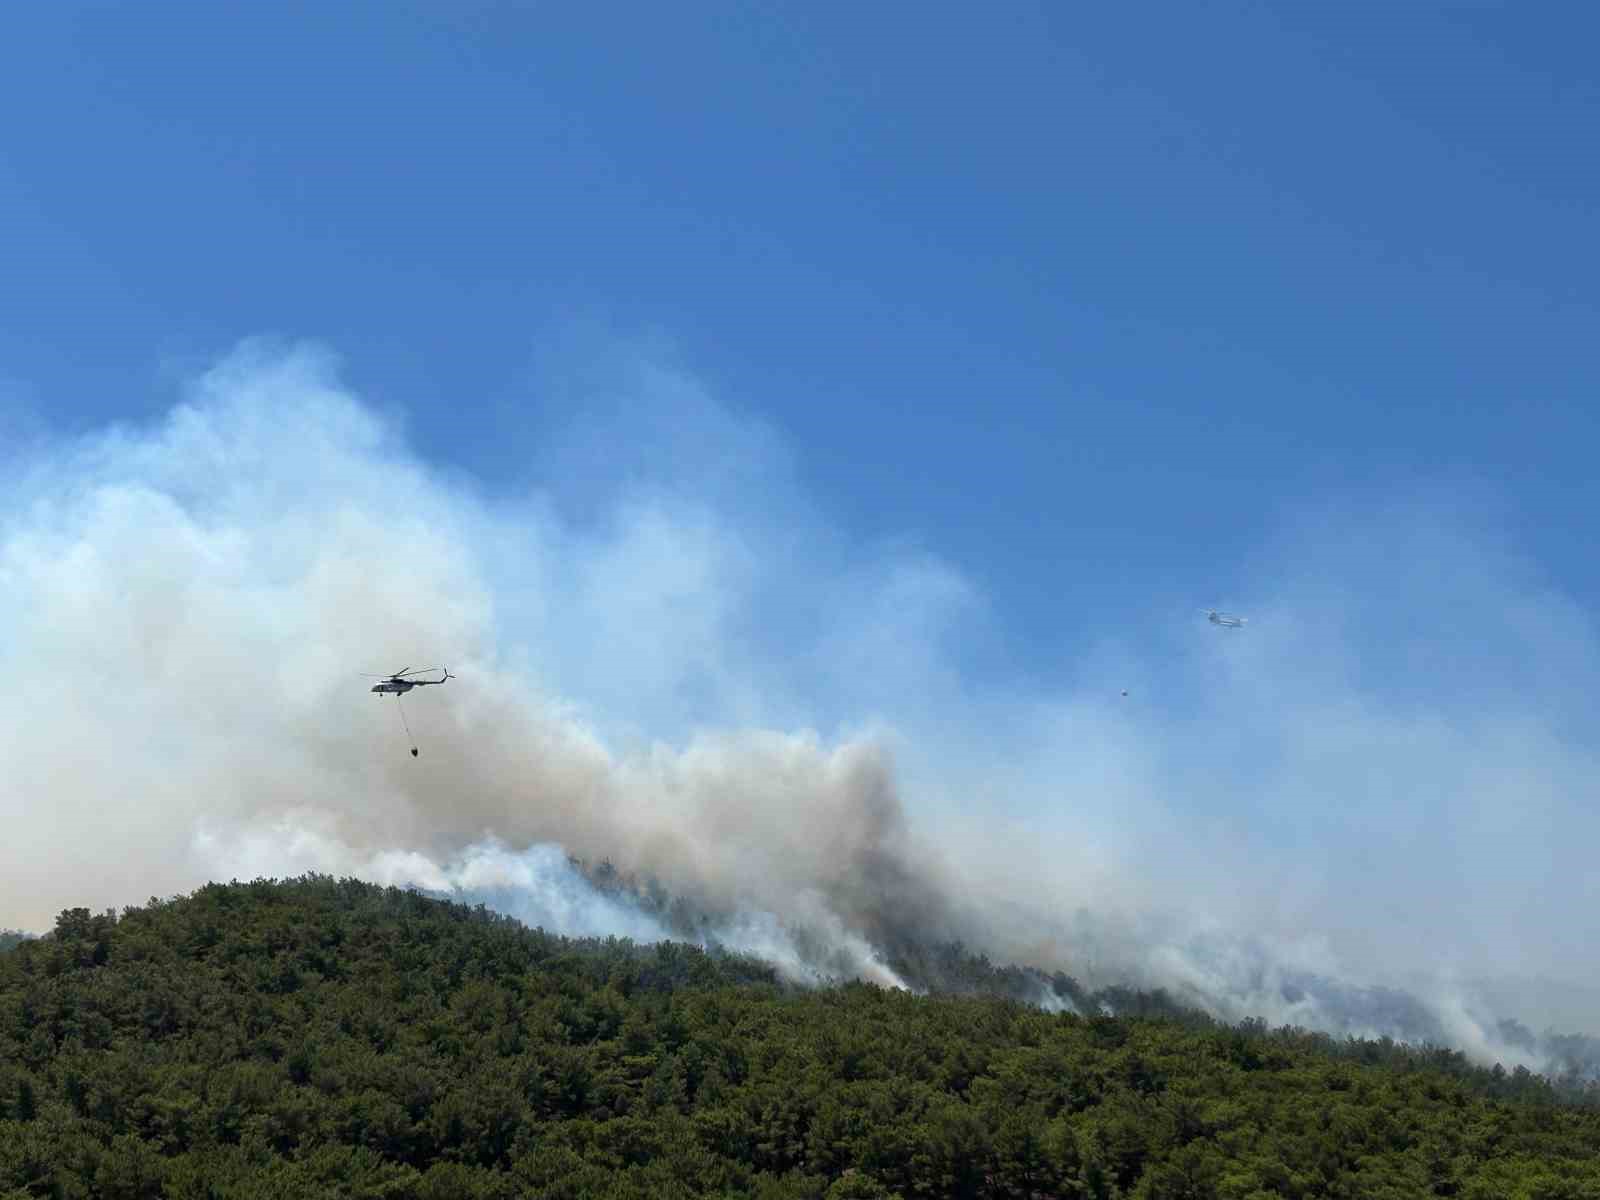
[
  {"xmin": 365, "ymin": 667, "xmax": 454, "ymax": 694},
  {"xmin": 1202, "ymin": 610, "xmax": 1247, "ymax": 629},
  {"xmin": 362, "ymin": 668, "xmax": 454, "ymax": 757}
]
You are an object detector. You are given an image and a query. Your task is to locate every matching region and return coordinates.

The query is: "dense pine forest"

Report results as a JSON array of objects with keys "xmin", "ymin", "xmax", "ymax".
[{"xmin": 3, "ymin": 878, "xmax": 1600, "ymax": 1198}]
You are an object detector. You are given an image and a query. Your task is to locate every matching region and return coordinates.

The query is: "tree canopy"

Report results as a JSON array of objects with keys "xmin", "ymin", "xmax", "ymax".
[{"xmin": 3, "ymin": 876, "xmax": 1598, "ymax": 1198}]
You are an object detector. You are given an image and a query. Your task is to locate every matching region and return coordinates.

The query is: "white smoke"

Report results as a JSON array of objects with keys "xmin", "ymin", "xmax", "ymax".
[{"xmin": 2, "ymin": 339, "xmax": 1596, "ymax": 1071}]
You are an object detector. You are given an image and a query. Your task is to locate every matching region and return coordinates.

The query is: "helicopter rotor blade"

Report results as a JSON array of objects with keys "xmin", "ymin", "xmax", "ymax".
[{"xmin": 395, "ymin": 667, "xmax": 440, "ymax": 677}]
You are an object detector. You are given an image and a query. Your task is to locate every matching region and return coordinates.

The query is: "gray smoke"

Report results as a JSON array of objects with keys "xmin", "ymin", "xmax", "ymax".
[
  {"xmin": 0, "ymin": 341, "xmax": 952, "ymax": 989},
  {"xmin": 2, "ymin": 339, "xmax": 1596, "ymax": 1073}
]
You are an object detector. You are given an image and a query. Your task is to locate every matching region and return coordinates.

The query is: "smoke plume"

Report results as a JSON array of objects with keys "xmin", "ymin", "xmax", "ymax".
[{"xmin": 3, "ymin": 340, "xmax": 1596, "ymax": 1073}]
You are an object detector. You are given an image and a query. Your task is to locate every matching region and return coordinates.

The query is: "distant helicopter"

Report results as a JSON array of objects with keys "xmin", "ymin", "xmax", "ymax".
[
  {"xmin": 364, "ymin": 667, "xmax": 454, "ymax": 695},
  {"xmin": 1202, "ymin": 610, "xmax": 1247, "ymax": 629},
  {"xmin": 361, "ymin": 668, "xmax": 453, "ymax": 757}
]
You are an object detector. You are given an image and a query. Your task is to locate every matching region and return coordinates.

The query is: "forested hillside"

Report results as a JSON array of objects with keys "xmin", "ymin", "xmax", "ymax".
[
  {"xmin": 3, "ymin": 877, "xmax": 1599, "ymax": 1198},
  {"xmin": 0, "ymin": 930, "xmax": 32, "ymax": 954}
]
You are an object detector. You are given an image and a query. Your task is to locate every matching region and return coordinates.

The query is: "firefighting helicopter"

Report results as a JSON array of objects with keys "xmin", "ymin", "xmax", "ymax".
[
  {"xmin": 364, "ymin": 667, "xmax": 453, "ymax": 694},
  {"xmin": 361, "ymin": 667, "xmax": 453, "ymax": 756}
]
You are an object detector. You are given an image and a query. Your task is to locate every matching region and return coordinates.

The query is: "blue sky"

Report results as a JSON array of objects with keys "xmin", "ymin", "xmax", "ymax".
[
  {"xmin": 6, "ymin": 2, "xmax": 1597, "ymax": 676},
  {"xmin": 4, "ymin": 4, "xmax": 1600, "ymax": 1036}
]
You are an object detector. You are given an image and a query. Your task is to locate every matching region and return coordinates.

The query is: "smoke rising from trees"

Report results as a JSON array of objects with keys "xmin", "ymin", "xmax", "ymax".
[{"xmin": 3, "ymin": 340, "xmax": 1596, "ymax": 1071}]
